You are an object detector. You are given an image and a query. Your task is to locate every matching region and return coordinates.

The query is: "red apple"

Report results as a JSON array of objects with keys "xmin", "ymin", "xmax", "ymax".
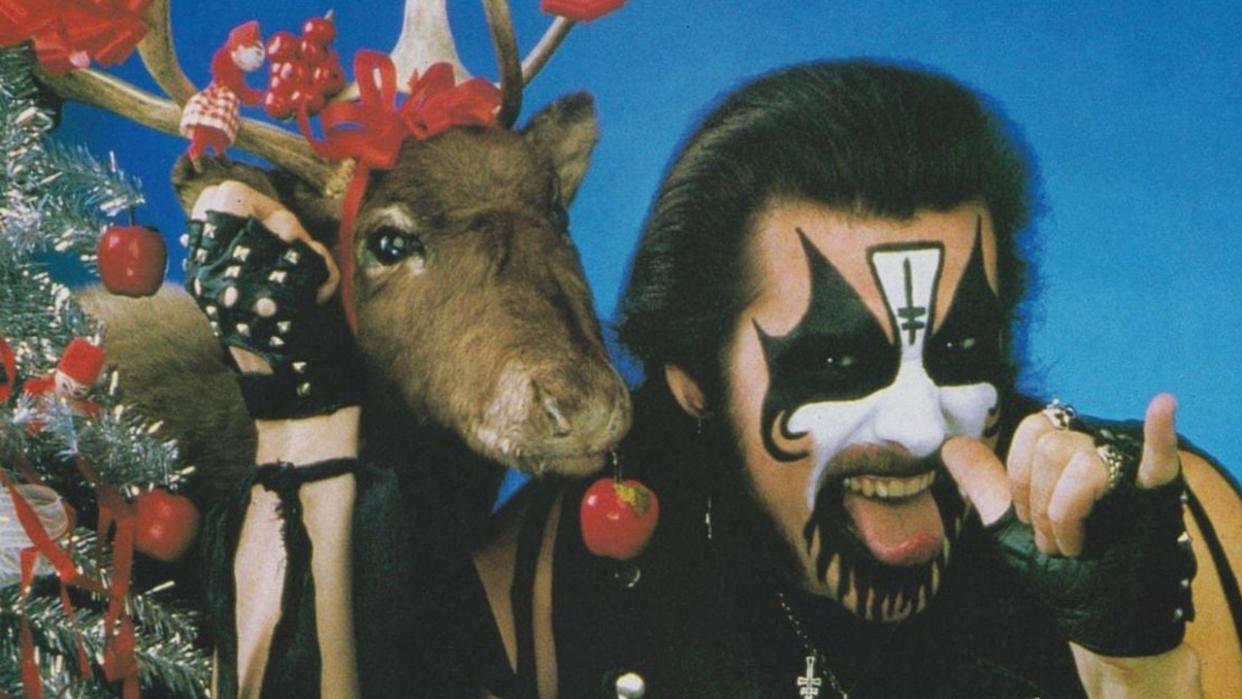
[
  {"xmin": 302, "ymin": 15, "xmax": 337, "ymax": 45},
  {"xmin": 134, "ymin": 489, "xmax": 201, "ymax": 562},
  {"xmin": 97, "ymin": 224, "xmax": 167, "ymax": 297},
  {"xmin": 266, "ymin": 31, "xmax": 301, "ymax": 63},
  {"xmin": 580, "ymin": 478, "xmax": 659, "ymax": 560}
]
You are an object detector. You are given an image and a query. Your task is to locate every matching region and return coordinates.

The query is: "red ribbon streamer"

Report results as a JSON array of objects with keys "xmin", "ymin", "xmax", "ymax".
[
  {"xmin": 0, "ymin": 0, "xmax": 153, "ymax": 74},
  {"xmin": 297, "ymin": 51, "xmax": 500, "ymax": 333}
]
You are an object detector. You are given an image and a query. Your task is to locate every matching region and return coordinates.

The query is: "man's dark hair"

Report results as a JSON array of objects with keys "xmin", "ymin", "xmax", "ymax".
[{"xmin": 616, "ymin": 60, "xmax": 1032, "ymax": 398}]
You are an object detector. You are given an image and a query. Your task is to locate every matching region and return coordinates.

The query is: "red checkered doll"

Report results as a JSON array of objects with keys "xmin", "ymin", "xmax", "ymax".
[{"xmin": 179, "ymin": 20, "xmax": 265, "ymax": 168}]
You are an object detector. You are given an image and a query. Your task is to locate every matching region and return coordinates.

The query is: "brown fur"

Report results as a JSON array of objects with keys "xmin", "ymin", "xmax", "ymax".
[{"xmin": 92, "ymin": 93, "xmax": 630, "ymax": 505}]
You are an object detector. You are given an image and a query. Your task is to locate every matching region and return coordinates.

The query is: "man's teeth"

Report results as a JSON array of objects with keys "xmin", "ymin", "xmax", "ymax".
[{"xmin": 841, "ymin": 472, "xmax": 936, "ymax": 500}]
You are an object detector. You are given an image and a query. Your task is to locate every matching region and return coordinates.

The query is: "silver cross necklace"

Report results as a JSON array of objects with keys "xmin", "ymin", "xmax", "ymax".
[{"xmin": 776, "ymin": 591, "xmax": 849, "ymax": 698}]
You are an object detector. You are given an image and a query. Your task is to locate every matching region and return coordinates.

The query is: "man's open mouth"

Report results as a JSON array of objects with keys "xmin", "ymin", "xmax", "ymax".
[
  {"xmin": 841, "ymin": 471, "xmax": 936, "ymax": 499},
  {"xmin": 836, "ymin": 469, "xmax": 945, "ymax": 567}
]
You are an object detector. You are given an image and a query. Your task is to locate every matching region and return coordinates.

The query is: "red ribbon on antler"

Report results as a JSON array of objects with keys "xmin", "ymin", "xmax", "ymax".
[
  {"xmin": 0, "ymin": 0, "xmax": 153, "ymax": 74},
  {"xmin": 297, "ymin": 50, "xmax": 501, "ymax": 333}
]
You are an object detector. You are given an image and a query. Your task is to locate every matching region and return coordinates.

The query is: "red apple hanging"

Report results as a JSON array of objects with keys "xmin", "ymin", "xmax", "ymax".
[
  {"xmin": 97, "ymin": 224, "xmax": 167, "ymax": 297},
  {"xmin": 133, "ymin": 489, "xmax": 201, "ymax": 562},
  {"xmin": 580, "ymin": 477, "xmax": 659, "ymax": 560}
]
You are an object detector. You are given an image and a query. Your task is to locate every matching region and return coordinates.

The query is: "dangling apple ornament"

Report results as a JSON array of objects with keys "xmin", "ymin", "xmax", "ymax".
[
  {"xmin": 98, "ymin": 219, "xmax": 167, "ymax": 297},
  {"xmin": 133, "ymin": 488, "xmax": 201, "ymax": 562},
  {"xmin": 581, "ymin": 477, "xmax": 659, "ymax": 560}
]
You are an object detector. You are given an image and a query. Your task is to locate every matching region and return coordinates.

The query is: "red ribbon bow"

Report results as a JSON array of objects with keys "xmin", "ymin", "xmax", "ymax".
[
  {"xmin": 0, "ymin": 0, "xmax": 154, "ymax": 74},
  {"xmin": 298, "ymin": 50, "xmax": 501, "ymax": 332}
]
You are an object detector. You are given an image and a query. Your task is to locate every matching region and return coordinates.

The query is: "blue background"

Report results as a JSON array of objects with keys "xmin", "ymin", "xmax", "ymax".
[{"xmin": 59, "ymin": 1, "xmax": 1241, "ymax": 476}]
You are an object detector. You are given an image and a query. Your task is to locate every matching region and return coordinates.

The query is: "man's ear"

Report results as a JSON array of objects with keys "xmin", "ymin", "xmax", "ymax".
[
  {"xmin": 665, "ymin": 364, "xmax": 708, "ymax": 418},
  {"xmin": 521, "ymin": 93, "xmax": 598, "ymax": 204}
]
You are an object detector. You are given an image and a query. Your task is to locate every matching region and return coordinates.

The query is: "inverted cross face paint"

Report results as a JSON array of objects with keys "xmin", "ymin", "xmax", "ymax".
[{"xmin": 724, "ymin": 201, "xmax": 1003, "ymax": 621}]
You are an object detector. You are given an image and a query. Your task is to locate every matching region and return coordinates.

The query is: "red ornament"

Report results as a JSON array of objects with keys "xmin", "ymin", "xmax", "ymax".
[
  {"xmin": 133, "ymin": 489, "xmax": 201, "ymax": 562},
  {"xmin": 98, "ymin": 224, "xmax": 167, "ymax": 296},
  {"xmin": 540, "ymin": 0, "xmax": 627, "ymax": 23},
  {"xmin": 302, "ymin": 14, "xmax": 337, "ymax": 46},
  {"xmin": 265, "ymin": 30, "xmax": 300, "ymax": 63},
  {"xmin": 580, "ymin": 478, "xmax": 659, "ymax": 560},
  {"xmin": 0, "ymin": 335, "xmax": 15, "ymax": 403},
  {"xmin": 299, "ymin": 37, "xmax": 327, "ymax": 66},
  {"xmin": 312, "ymin": 60, "xmax": 345, "ymax": 97},
  {"xmin": 264, "ymin": 89, "xmax": 294, "ymax": 120}
]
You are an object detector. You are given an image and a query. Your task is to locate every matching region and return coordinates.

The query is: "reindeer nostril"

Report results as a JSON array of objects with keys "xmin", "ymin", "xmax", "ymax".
[{"xmin": 542, "ymin": 395, "xmax": 572, "ymax": 436}]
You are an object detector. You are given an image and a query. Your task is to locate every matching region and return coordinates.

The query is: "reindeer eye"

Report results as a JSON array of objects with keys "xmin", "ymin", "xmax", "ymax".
[{"xmin": 367, "ymin": 226, "xmax": 424, "ymax": 265}]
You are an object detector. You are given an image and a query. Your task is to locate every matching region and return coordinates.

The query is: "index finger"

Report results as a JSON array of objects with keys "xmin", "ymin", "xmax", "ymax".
[{"xmin": 1137, "ymin": 393, "xmax": 1181, "ymax": 489}]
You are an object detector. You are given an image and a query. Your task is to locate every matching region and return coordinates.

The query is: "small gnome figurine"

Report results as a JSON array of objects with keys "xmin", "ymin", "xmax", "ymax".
[
  {"xmin": 23, "ymin": 338, "xmax": 106, "ymax": 419},
  {"xmin": 179, "ymin": 20, "xmax": 266, "ymax": 168}
]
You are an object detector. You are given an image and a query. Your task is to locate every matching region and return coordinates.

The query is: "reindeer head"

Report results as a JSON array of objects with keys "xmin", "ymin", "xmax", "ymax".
[{"xmin": 44, "ymin": 0, "xmax": 631, "ymax": 476}]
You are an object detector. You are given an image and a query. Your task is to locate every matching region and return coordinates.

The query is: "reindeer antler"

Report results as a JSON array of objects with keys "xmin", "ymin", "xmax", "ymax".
[
  {"xmin": 340, "ymin": 0, "xmax": 577, "ymax": 127},
  {"xmin": 36, "ymin": 0, "xmax": 580, "ymax": 192}
]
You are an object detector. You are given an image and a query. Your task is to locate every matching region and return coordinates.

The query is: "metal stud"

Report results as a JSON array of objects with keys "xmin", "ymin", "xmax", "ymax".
[
  {"xmin": 1180, "ymin": 578, "xmax": 1191, "ymax": 589},
  {"xmin": 181, "ymin": 259, "xmax": 187, "ymax": 272},
  {"xmin": 192, "ymin": 278, "xmax": 202, "ymax": 296},
  {"xmin": 204, "ymin": 304, "xmax": 218, "ymax": 318},
  {"xmin": 292, "ymin": 361, "xmax": 308, "ymax": 374},
  {"xmin": 615, "ymin": 671, "xmax": 646, "ymax": 699},
  {"xmin": 202, "ymin": 223, "xmax": 216, "ymax": 239},
  {"xmin": 1173, "ymin": 608, "xmax": 1185, "ymax": 622},
  {"xmin": 224, "ymin": 265, "xmax": 241, "ymax": 279},
  {"xmin": 282, "ymin": 249, "xmax": 301, "ymax": 265},
  {"xmin": 1178, "ymin": 531, "xmax": 1192, "ymax": 547},
  {"xmin": 195, "ymin": 249, "xmax": 207, "ymax": 262},
  {"xmin": 220, "ymin": 286, "xmax": 239, "ymax": 308},
  {"xmin": 297, "ymin": 382, "xmax": 312, "ymax": 397},
  {"xmin": 276, "ymin": 320, "xmax": 292, "ymax": 334},
  {"xmin": 232, "ymin": 245, "xmax": 251, "ymax": 261},
  {"xmin": 1180, "ymin": 491, "xmax": 1189, "ymax": 504},
  {"xmin": 235, "ymin": 323, "xmax": 250, "ymax": 337},
  {"xmin": 209, "ymin": 321, "xmax": 220, "ymax": 336},
  {"xmin": 269, "ymin": 336, "xmax": 285, "ymax": 348},
  {"xmin": 179, "ymin": 233, "xmax": 189, "ymax": 247},
  {"xmin": 253, "ymin": 297, "xmax": 277, "ymax": 317},
  {"xmin": 268, "ymin": 270, "xmax": 288, "ymax": 284}
]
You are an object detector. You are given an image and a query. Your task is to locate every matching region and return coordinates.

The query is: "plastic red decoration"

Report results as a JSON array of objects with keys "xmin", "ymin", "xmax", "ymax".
[
  {"xmin": 540, "ymin": 0, "xmax": 627, "ymax": 23},
  {"xmin": 97, "ymin": 223, "xmax": 167, "ymax": 297},
  {"xmin": 133, "ymin": 489, "xmax": 201, "ymax": 562},
  {"xmin": 0, "ymin": 335, "xmax": 14, "ymax": 403},
  {"xmin": 0, "ymin": 0, "xmax": 155, "ymax": 74},
  {"xmin": 580, "ymin": 477, "xmax": 660, "ymax": 560}
]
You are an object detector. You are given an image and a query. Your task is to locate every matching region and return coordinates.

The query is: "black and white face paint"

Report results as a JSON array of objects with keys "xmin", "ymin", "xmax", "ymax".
[{"xmin": 757, "ymin": 217, "xmax": 1002, "ymax": 508}]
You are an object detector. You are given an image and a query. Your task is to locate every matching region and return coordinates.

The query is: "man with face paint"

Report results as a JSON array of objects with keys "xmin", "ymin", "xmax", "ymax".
[{"xmin": 475, "ymin": 60, "xmax": 1242, "ymax": 698}]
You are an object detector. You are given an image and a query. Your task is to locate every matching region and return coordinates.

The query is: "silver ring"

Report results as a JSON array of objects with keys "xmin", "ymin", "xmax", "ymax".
[
  {"xmin": 1097, "ymin": 444, "xmax": 1128, "ymax": 493},
  {"xmin": 1042, "ymin": 399, "xmax": 1077, "ymax": 431}
]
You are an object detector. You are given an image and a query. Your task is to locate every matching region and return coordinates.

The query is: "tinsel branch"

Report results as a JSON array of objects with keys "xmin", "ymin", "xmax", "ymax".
[{"xmin": 0, "ymin": 531, "xmax": 209, "ymax": 698}]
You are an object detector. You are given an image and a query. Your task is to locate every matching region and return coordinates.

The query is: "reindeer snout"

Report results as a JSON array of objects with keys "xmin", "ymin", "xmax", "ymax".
[{"xmin": 478, "ymin": 361, "xmax": 632, "ymax": 475}]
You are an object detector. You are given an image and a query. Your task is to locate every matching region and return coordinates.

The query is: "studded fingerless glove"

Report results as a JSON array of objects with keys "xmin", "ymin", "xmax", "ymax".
[
  {"xmin": 986, "ymin": 464, "xmax": 1196, "ymax": 657},
  {"xmin": 183, "ymin": 211, "xmax": 363, "ymax": 420}
]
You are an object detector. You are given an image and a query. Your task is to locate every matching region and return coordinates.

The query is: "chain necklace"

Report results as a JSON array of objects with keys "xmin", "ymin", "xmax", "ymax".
[{"xmin": 775, "ymin": 591, "xmax": 849, "ymax": 699}]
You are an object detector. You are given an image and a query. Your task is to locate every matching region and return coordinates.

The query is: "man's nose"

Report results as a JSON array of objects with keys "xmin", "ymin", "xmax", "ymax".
[{"xmin": 870, "ymin": 362, "xmax": 946, "ymax": 457}]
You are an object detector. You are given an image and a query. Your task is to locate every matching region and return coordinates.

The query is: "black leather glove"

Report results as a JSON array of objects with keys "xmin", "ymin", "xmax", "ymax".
[
  {"xmin": 986, "ymin": 467, "xmax": 1196, "ymax": 657},
  {"xmin": 183, "ymin": 210, "xmax": 363, "ymax": 420}
]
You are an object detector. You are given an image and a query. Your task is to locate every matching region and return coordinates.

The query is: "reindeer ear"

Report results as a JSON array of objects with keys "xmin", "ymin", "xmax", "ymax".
[{"xmin": 522, "ymin": 93, "xmax": 598, "ymax": 204}]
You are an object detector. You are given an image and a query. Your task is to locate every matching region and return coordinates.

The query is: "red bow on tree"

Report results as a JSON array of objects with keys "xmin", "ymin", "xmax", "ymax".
[
  {"xmin": 298, "ymin": 50, "xmax": 501, "ymax": 332},
  {"xmin": 0, "ymin": 0, "xmax": 154, "ymax": 74}
]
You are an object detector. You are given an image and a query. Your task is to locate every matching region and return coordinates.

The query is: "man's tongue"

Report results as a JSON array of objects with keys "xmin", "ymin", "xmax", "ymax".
[{"xmin": 842, "ymin": 489, "xmax": 944, "ymax": 566}]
